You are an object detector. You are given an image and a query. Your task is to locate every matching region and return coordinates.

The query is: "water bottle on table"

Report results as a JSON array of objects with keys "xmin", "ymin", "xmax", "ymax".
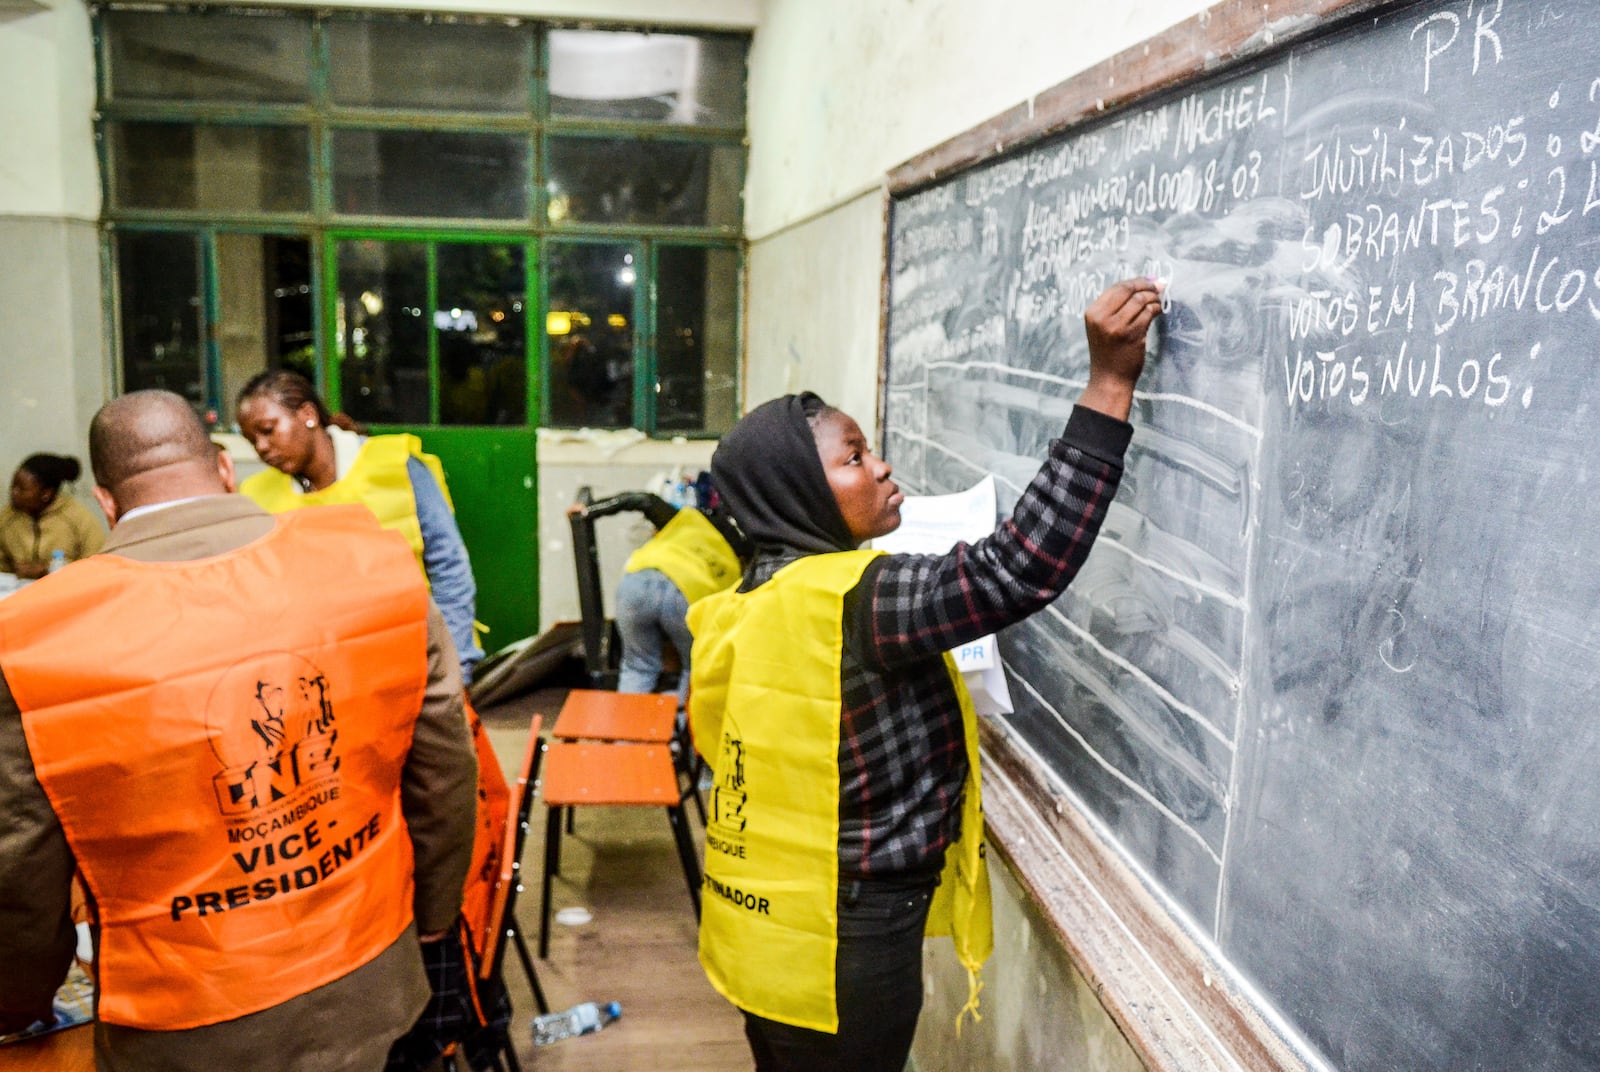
[
  {"xmin": 48, "ymin": 550, "xmax": 66, "ymax": 574},
  {"xmin": 532, "ymin": 1000, "xmax": 622, "ymax": 1045}
]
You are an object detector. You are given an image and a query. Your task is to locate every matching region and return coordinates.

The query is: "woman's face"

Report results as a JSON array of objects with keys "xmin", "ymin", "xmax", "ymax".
[
  {"xmin": 812, "ymin": 409, "xmax": 903, "ymax": 544},
  {"xmin": 9, "ymin": 468, "xmax": 50, "ymax": 517},
  {"xmin": 237, "ymin": 396, "xmax": 319, "ymax": 477}
]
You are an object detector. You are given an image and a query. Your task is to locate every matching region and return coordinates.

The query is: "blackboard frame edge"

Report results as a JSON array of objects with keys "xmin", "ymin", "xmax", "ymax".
[
  {"xmin": 885, "ymin": 0, "xmax": 1405, "ymax": 198},
  {"xmin": 980, "ymin": 717, "xmax": 1324, "ymax": 1072},
  {"xmin": 877, "ymin": 185, "xmax": 892, "ymax": 453}
]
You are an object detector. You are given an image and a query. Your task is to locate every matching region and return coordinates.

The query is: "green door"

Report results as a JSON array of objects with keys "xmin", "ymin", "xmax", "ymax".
[
  {"xmin": 409, "ymin": 425, "xmax": 538, "ymax": 651},
  {"xmin": 329, "ymin": 234, "xmax": 541, "ymax": 651}
]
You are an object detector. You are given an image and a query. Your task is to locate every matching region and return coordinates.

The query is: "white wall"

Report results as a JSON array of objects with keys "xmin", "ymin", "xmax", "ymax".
[
  {"xmin": 0, "ymin": 0, "xmax": 105, "ymax": 501},
  {"xmin": 208, "ymin": 0, "xmax": 757, "ymax": 26},
  {"xmin": 744, "ymin": 188, "xmax": 886, "ymax": 433},
  {"xmin": 0, "ymin": 0, "xmax": 98, "ymax": 220}
]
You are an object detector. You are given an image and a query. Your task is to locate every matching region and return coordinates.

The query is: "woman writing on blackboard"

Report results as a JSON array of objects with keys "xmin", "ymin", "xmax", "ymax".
[{"xmin": 688, "ymin": 276, "xmax": 1163, "ymax": 1071}]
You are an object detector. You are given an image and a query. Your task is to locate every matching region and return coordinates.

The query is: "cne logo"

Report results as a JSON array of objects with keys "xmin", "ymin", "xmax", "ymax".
[
  {"xmin": 711, "ymin": 731, "xmax": 748, "ymax": 834},
  {"xmin": 204, "ymin": 653, "xmax": 342, "ymax": 819}
]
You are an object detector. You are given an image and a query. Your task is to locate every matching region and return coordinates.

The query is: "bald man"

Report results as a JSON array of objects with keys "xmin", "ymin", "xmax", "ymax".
[{"xmin": 0, "ymin": 391, "xmax": 479, "ymax": 1071}]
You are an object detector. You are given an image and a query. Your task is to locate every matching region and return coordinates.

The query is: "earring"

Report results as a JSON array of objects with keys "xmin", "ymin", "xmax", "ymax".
[{"xmin": 306, "ymin": 419, "xmax": 316, "ymax": 428}]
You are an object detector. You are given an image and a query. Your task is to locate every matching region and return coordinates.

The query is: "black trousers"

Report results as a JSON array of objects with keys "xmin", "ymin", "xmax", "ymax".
[{"xmin": 742, "ymin": 874, "xmax": 938, "ymax": 1072}]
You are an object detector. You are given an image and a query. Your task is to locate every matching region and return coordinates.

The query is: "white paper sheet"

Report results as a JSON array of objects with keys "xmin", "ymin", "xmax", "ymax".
[{"xmin": 873, "ymin": 477, "xmax": 1014, "ymax": 714}]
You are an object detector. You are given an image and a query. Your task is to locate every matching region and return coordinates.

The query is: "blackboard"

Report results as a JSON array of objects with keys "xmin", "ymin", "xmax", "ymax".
[{"xmin": 882, "ymin": 2, "xmax": 1600, "ymax": 1070}]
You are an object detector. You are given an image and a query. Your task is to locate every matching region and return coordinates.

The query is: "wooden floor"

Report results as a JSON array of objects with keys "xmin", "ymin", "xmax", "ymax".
[{"xmin": 480, "ymin": 686, "xmax": 751, "ymax": 1072}]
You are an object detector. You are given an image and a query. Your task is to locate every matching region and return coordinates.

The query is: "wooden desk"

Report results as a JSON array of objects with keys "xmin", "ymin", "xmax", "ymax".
[
  {"xmin": 550, "ymin": 689, "xmax": 677, "ymax": 744},
  {"xmin": 0, "ymin": 1025, "xmax": 92, "ymax": 1071},
  {"xmin": 537, "ymin": 740, "xmax": 701, "ymax": 957}
]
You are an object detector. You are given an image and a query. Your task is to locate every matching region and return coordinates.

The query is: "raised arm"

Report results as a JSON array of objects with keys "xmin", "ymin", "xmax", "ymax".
[{"xmin": 851, "ymin": 277, "xmax": 1162, "ymax": 667}]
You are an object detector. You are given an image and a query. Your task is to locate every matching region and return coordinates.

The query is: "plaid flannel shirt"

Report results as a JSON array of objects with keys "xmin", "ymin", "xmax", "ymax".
[{"xmin": 744, "ymin": 405, "xmax": 1131, "ymax": 878}]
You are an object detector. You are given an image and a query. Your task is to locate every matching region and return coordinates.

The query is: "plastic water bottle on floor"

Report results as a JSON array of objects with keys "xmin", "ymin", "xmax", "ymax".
[{"xmin": 532, "ymin": 1000, "xmax": 622, "ymax": 1046}]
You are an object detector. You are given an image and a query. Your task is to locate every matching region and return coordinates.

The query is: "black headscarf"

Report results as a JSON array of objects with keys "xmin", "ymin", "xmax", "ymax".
[{"xmin": 710, "ymin": 392, "xmax": 856, "ymax": 562}]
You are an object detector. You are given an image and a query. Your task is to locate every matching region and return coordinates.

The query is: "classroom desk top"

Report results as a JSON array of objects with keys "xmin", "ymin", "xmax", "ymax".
[
  {"xmin": 551, "ymin": 688, "xmax": 678, "ymax": 743},
  {"xmin": 0, "ymin": 1024, "xmax": 92, "ymax": 1071}
]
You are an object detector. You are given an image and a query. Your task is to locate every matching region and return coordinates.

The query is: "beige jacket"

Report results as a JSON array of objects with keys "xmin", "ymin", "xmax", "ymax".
[{"xmin": 0, "ymin": 494, "xmax": 105, "ymax": 574}]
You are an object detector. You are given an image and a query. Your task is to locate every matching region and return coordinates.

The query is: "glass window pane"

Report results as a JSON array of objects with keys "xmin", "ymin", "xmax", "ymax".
[
  {"xmin": 105, "ymin": 10, "xmax": 311, "ymax": 104},
  {"xmin": 656, "ymin": 246, "xmax": 738, "ymax": 435},
  {"xmin": 117, "ymin": 232, "xmax": 205, "ymax": 407},
  {"xmin": 216, "ymin": 234, "xmax": 315, "ymax": 424},
  {"xmin": 336, "ymin": 240, "xmax": 429, "ymax": 424},
  {"xmin": 546, "ymin": 138, "xmax": 741, "ymax": 227},
  {"xmin": 329, "ymin": 19, "xmax": 531, "ymax": 113},
  {"xmin": 548, "ymin": 31, "xmax": 745, "ymax": 126},
  {"xmin": 436, "ymin": 243, "xmax": 528, "ymax": 426},
  {"xmin": 333, "ymin": 130, "xmax": 529, "ymax": 219},
  {"xmin": 547, "ymin": 243, "xmax": 636, "ymax": 428},
  {"xmin": 110, "ymin": 122, "xmax": 310, "ymax": 213}
]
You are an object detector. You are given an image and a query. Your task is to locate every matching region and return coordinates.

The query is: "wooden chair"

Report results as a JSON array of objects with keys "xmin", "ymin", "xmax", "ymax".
[
  {"xmin": 552, "ymin": 688, "xmax": 677, "ymax": 743},
  {"xmin": 552, "ymin": 688, "xmax": 708, "ymax": 825},
  {"xmin": 482, "ymin": 713, "xmax": 550, "ymax": 1008},
  {"xmin": 0, "ymin": 1025, "xmax": 92, "ymax": 1071},
  {"xmin": 536, "ymin": 740, "xmax": 702, "ymax": 959},
  {"xmin": 441, "ymin": 714, "xmax": 547, "ymax": 1072}
]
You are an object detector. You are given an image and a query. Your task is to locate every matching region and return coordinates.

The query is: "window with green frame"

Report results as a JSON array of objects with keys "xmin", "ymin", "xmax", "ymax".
[{"xmin": 97, "ymin": 5, "xmax": 746, "ymax": 436}]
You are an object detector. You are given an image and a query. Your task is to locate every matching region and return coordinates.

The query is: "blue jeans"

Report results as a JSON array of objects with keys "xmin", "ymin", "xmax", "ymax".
[{"xmin": 615, "ymin": 568, "xmax": 693, "ymax": 698}]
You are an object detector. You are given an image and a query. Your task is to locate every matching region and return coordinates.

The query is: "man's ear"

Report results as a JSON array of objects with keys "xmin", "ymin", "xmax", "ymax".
[
  {"xmin": 216, "ymin": 449, "xmax": 237, "ymax": 494},
  {"xmin": 91, "ymin": 485, "xmax": 120, "ymax": 529}
]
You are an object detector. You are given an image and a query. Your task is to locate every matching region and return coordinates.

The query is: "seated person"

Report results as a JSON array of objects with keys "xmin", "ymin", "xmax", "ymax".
[
  {"xmin": 573, "ymin": 481, "xmax": 747, "ymax": 697},
  {"xmin": 0, "ymin": 453, "xmax": 105, "ymax": 578}
]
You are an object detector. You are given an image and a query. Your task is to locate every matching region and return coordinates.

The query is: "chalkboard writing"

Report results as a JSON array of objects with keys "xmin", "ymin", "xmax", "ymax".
[{"xmin": 883, "ymin": 2, "xmax": 1600, "ymax": 1070}]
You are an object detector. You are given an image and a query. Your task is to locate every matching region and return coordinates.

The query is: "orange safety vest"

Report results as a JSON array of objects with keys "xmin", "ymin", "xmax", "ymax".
[
  {"xmin": 0, "ymin": 506, "xmax": 430, "ymax": 1031},
  {"xmin": 242, "ymin": 436, "xmax": 506, "ymax": 954},
  {"xmin": 460, "ymin": 695, "xmax": 510, "ymax": 962}
]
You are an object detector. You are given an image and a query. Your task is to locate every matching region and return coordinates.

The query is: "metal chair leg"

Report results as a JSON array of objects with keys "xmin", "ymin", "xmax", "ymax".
[
  {"xmin": 540, "ymin": 806, "xmax": 561, "ymax": 959},
  {"xmin": 512, "ymin": 922, "xmax": 549, "ymax": 1014},
  {"xmin": 688, "ymin": 759, "xmax": 708, "ymax": 826},
  {"xmin": 671, "ymin": 728, "xmax": 709, "ymax": 827},
  {"xmin": 666, "ymin": 804, "xmax": 702, "ymax": 918}
]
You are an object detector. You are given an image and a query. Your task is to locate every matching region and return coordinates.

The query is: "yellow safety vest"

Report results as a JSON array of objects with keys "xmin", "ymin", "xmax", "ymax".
[
  {"xmin": 623, "ymin": 508, "xmax": 740, "ymax": 605},
  {"xmin": 687, "ymin": 550, "xmax": 992, "ymax": 1034},
  {"xmin": 240, "ymin": 433, "xmax": 452, "ymax": 572}
]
